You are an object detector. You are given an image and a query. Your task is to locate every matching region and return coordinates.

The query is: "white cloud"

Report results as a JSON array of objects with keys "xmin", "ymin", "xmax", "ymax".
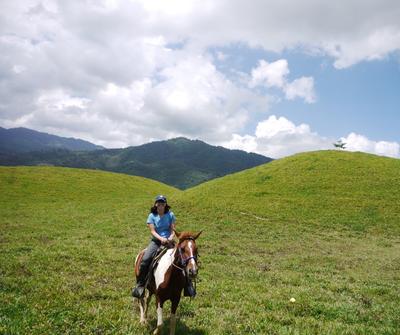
[
  {"xmin": 0, "ymin": 0, "xmax": 399, "ymax": 149},
  {"xmin": 131, "ymin": 0, "xmax": 400, "ymax": 68},
  {"xmin": 228, "ymin": 134, "xmax": 258, "ymax": 153},
  {"xmin": 285, "ymin": 77, "xmax": 316, "ymax": 103},
  {"xmin": 249, "ymin": 60, "xmax": 316, "ymax": 103},
  {"xmin": 224, "ymin": 115, "xmax": 332, "ymax": 158},
  {"xmin": 326, "ymin": 27, "xmax": 400, "ymax": 69},
  {"xmin": 1, "ymin": 1, "xmax": 276, "ymax": 147},
  {"xmin": 142, "ymin": 56, "xmax": 255, "ymax": 141},
  {"xmin": 37, "ymin": 90, "xmax": 91, "ymax": 110},
  {"xmin": 11, "ymin": 54, "xmax": 270, "ymax": 147},
  {"xmin": 225, "ymin": 116, "xmax": 400, "ymax": 159},
  {"xmin": 255, "ymin": 116, "xmax": 311, "ymax": 139},
  {"xmin": 341, "ymin": 133, "xmax": 400, "ymax": 158},
  {"xmin": 249, "ymin": 59, "xmax": 289, "ymax": 89}
]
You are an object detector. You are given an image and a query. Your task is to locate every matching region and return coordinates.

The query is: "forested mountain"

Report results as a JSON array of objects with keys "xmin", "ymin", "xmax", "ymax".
[
  {"xmin": 0, "ymin": 136, "xmax": 272, "ymax": 189},
  {"xmin": 0, "ymin": 127, "xmax": 104, "ymax": 153}
]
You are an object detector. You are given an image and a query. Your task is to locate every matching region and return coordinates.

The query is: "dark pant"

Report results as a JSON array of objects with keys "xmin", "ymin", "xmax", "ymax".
[{"xmin": 137, "ymin": 239, "xmax": 160, "ymax": 286}]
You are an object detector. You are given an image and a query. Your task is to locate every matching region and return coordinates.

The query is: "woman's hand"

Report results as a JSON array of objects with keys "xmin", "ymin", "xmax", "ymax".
[{"xmin": 160, "ymin": 237, "xmax": 169, "ymax": 245}]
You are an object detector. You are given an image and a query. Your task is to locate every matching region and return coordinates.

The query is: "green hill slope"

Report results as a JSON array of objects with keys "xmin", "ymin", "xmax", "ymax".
[
  {"xmin": 0, "ymin": 167, "xmax": 180, "ymax": 334},
  {"xmin": 1, "ymin": 152, "xmax": 399, "ymax": 334},
  {"xmin": 175, "ymin": 150, "xmax": 400, "ymax": 334},
  {"xmin": 181, "ymin": 150, "xmax": 400, "ymax": 232}
]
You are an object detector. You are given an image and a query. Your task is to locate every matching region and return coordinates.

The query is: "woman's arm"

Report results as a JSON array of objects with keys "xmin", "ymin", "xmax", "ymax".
[
  {"xmin": 148, "ymin": 224, "xmax": 168, "ymax": 244},
  {"xmin": 168, "ymin": 223, "xmax": 176, "ymax": 241}
]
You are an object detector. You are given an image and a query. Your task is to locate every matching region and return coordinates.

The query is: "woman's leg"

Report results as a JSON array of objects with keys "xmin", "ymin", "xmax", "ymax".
[
  {"xmin": 138, "ymin": 241, "xmax": 159, "ymax": 283},
  {"xmin": 133, "ymin": 240, "xmax": 159, "ymax": 297}
]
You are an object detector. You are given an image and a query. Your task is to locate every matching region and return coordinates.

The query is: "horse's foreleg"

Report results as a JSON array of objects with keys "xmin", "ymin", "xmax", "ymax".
[
  {"xmin": 169, "ymin": 314, "xmax": 176, "ymax": 335},
  {"xmin": 153, "ymin": 300, "xmax": 163, "ymax": 335},
  {"xmin": 169, "ymin": 298, "xmax": 180, "ymax": 335}
]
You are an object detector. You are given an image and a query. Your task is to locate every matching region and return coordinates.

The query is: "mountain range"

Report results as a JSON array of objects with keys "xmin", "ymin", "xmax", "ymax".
[
  {"xmin": 0, "ymin": 127, "xmax": 104, "ymax": 152},
  {"xmin": 0, "ymin": 127, "xmax": 272, "ymax": 189}
]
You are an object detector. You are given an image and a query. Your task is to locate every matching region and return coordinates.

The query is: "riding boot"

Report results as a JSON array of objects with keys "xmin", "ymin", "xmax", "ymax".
[
  {"xmin": 184, "ymin": 278, "xmax": 196, "ymax": 297},
  {"xmin": 132, "ymin": 265, "xmax": 148, "ymax": 298}
]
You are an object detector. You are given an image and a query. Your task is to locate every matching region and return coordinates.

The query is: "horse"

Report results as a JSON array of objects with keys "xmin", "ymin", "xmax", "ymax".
[{"xmin": 134, "ymin": 230, "xmax": 202, "ymax": 335}]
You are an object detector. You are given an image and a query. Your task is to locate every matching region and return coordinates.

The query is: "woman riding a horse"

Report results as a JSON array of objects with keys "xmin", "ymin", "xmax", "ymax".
[{"xmin": 132, "ymin": 195, "xmax": 196, "ymax": 299}]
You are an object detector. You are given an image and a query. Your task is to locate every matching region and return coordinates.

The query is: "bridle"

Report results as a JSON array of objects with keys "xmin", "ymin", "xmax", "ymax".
[
  {"xmin": 171, "ymin": 236, "xmax": 200, "ymax": 298},
  {"xmin": 173, "ymin": 237, "xmax": 199, "ymax": 271}
]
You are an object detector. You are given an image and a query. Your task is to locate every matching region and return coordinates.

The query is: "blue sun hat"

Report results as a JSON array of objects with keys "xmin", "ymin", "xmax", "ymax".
[{"xmin": 155, "ymin": 195, "xmax": 167, "ymax": 203}]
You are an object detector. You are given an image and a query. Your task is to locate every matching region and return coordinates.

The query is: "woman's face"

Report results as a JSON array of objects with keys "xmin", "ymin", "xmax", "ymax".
[{"xmin": 155, "ymin": 201, "xmax": 166, "ymax": 213}]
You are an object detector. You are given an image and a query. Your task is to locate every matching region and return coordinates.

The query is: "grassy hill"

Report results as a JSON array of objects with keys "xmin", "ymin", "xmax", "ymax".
[
  {"xmin": 0, "ymin": 167, "xmax": 180, "ymax": 334},
  {"xmin": 176, "ymin": 150, "xmax": 400, "ymax": 334},
  {"xmin": 1, "ymin": 151, "xmax": 399, "ymax": 334},
  {"xmin": 181, "ymin": 150, "xmax": 400, "ymax": 232}
]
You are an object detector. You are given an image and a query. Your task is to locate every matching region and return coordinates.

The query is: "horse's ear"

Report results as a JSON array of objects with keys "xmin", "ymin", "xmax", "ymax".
[{"xmin": 193, "ymin": 231, "xmax": 202, "ymax": 240}]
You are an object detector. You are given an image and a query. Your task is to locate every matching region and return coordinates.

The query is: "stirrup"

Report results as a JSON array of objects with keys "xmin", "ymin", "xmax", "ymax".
[{"xmin": 132, "ymin": 285, "xmax": 145, "ymax": 298}]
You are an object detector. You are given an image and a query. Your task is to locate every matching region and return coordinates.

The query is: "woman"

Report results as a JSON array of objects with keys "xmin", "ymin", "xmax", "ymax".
[{"xmin": 132, "ymin": 195, "xmax": 176, "ymax": 299}]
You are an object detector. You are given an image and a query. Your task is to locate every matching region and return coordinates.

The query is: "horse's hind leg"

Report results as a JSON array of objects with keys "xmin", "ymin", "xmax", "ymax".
[
  {"xmin": 143, "ymin": 291, "xmax": 152, "ymax": 323},
  {"xmin": 138, "ymin": 297, "xmax": 146, "ymax": 324}
]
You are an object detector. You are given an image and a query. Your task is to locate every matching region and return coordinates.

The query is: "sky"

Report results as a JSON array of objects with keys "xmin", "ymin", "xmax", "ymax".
[{"xmin": 1, "ymin": 0, "xmax": 399, "ymax": 158}]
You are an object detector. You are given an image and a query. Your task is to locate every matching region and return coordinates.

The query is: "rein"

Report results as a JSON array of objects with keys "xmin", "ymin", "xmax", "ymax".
[
  {"xmin": 172, "ymin": 237, "xmax": 199, "ymax": 271},
  {"xmin": 172, "ymin": 238, "xmax": 199, "ymax": 298}
]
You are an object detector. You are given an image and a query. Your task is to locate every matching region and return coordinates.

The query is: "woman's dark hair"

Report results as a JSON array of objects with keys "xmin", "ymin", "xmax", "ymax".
[{"xmin": 150, "ymin": 203, "xmax": 171, "ymax": 215}]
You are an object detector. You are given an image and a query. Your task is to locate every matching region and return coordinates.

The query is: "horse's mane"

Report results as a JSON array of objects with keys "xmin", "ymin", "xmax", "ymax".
[{"xmin": 177, "ymin": 231, "xmax": 198, "ymax": 242}]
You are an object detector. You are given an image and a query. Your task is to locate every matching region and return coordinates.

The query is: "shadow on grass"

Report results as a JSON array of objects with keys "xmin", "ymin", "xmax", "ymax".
[
  {"xmin": 175, "ymin": 321, "xmax": 206, "ymax": 335},
  {"xmin": 147, "ymin": 317, "xmax": 206, "ymax": 335}
]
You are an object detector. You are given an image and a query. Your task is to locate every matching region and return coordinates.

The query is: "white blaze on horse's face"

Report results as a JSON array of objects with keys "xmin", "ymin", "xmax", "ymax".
[{"xmin": 184, "ymin": 239, "xmax": 198, "ymax": 279}]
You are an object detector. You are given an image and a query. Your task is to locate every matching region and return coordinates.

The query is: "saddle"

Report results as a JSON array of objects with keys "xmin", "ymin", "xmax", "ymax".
[{"xmin": 138, "ymin": 242, "xmax": 175, "ymax": 288}]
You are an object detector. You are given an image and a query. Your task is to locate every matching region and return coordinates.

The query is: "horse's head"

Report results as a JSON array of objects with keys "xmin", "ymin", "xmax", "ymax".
[{"xmin": 174, "ymin": 230, "xmax": 202, "ymax": 280}]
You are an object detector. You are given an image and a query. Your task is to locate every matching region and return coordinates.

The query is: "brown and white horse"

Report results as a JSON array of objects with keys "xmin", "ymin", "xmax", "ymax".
[{"xmin": 134, "ymin": 230, "xmax": 202, "ymax": 335}]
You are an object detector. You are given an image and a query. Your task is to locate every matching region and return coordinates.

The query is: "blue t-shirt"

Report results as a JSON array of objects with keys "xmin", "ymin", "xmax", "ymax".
[{"xmin": 147, "ymin": 211, "xmax": 176, "ymax": 238}]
